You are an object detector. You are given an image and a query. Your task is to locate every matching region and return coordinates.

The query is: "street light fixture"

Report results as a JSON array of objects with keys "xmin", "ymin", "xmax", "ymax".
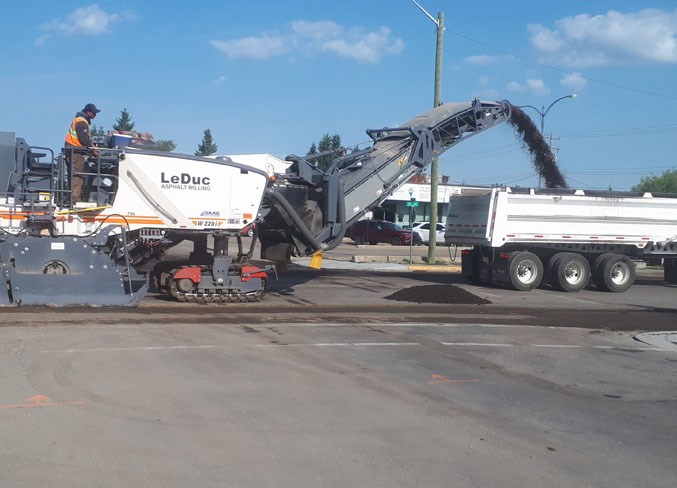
[
  {"xmin": 410, "ymin": 0, "xmax": 444, "ymax": 264},
  {"xmin": 519, "ymin": 94, "xmax": 576, "ymax": 187},
  {"xmin": 519, "ymin": 94, "xmax": 577, "ymax": 139}
]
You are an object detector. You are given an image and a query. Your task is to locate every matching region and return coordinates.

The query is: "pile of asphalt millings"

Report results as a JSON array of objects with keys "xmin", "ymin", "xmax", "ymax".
[
  {"xmin": 508, "ymin": 104, "xmax": 567, "ymax": 188},
  {"xmin": 385, "ymin": 284, "xmax": 491, "ymax": 305}
]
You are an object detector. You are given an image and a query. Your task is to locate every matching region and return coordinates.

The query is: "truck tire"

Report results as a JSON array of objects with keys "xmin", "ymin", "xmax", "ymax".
[
  {"xmin": 591, "ymin": 253, "xmax": 615, "ymax": 289},
  {"xmin": 508, "ymin": 251, "xmax": 543, "ymax": 291},
  {"xmin": 548, "ymin": 252, "xmax": 591, "ymax": 292},
  {"xmin": 354, "ymin": 234, "xmax": 366, "ymax": 245},
  {"xmin": 664, "ymin": 258, "xmax": 677, "ymax": 284},
  {"xmin": 390, "ymin": 236, "xmax": 402, "ymax": 246},
  {"xmin": 596, "ymin": 254, "xmax": 636, "ymax": 293}
]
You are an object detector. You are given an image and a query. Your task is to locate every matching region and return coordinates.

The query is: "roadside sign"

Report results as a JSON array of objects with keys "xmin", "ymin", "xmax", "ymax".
[{"xmin": 406, "ymin": 201, "xmax": 419, "ymax": 207}]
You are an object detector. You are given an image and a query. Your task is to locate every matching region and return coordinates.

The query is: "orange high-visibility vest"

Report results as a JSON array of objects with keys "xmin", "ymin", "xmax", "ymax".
[{"xmin": 64, "ymin": 116, "xmax": 89, "ymax": 146}]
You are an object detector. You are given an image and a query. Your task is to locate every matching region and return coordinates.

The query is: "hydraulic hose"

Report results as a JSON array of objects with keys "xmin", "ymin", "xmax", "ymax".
[
  {"xmin": 321, "ymin": 180, "xmax": 346, "ymax": 252},
  {"xmin": 264, "ymin": 179, "xmax": 347, "ymax": 254}
]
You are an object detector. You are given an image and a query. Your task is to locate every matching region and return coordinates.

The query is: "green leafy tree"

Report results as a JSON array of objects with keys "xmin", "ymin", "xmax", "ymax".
[
  {"xmin": 195, "ymin": 129, "xmax": 218, "ymax": 156},
  {"xmin": 631, "ymin": 169, "xmax": 677, "ymax": 193},
  {"xmin": 91, "ymin": 124, "xmax": 106, "ymax": 137},
  {"xmin": 306, "ymin": 133, "xmax": 342, "ymax": 171},
  {"xmin": 155, "ymin": 139, "xmax": 176, "ymax": 152},
  {"xmin": 89, "ymin": 124, "xmax": 106, "ymax": 146},
  {"xmin": 113, "ymin": 108, "xmax": 135, "ymax": 131}
]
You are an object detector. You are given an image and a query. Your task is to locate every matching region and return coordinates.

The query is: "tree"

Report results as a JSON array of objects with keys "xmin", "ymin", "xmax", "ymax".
[
  {"xmin": 90, "ymin": 124, "xmax": 106, "ymax": 145},
  {"xmin": 306, "ymin": 133, "xmax": 342, "ymax": 171},
  {"xmin": 155, "ymin": 139, "xmax": 176, "ymax": 152},
  {"xmin": 195, "ymin": 129, "xmax": 218, "ymax": 156},
  {"xmin": 631, "ymin": 169, "xmax": 677, "ymax": 193},
  {"xmin": 91, "ymin": 124, "xmax": 106, "ymax": 137},
  {"xmin": 113, "ymin": 108, "xmax": 135, "ymax": 131}
]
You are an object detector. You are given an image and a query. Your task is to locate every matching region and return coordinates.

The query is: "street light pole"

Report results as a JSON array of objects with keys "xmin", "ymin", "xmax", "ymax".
[
  {"xmin": 411, "ymin": 0, "xmax": 444, "ymax": 264},
  {"xmin": 519, "ymin": 94, "xmax": 577, "ymax": 186}
]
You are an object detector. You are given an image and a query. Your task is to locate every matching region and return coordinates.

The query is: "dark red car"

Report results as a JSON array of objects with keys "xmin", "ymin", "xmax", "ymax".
[{"xmin": 345, "ymin": 219, "xmax": 421, "ymax": 246}]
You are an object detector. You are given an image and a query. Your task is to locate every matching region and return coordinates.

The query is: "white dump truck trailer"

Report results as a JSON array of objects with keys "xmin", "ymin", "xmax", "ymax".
[{"xmin": 445, "ymin": 187, "xmax": 677, "ymax": 292}]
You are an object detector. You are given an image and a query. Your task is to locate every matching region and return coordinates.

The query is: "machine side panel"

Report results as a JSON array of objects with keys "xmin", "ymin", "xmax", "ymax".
[
  {"xmin": 0, "ymin": 132, "xmax": 16, "ymax": 193},
  {"xmin": 102, "ymin": 151, "xmax": 268, "ymax": 232},
  {"xmin": 0, "ymin": 235, "xmax": 147, "ymax": 306}
]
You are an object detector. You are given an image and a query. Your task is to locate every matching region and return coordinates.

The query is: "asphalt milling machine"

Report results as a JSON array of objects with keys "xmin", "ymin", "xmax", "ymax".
[{"xmin": 0, "ymin": 99, "xmax": 511, "ymax": 306}]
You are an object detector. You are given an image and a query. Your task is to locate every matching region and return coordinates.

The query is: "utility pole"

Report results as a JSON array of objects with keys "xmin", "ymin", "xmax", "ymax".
[{"xmin": 411, "ymin": 1, "xmax": 444, "ymax": 264}]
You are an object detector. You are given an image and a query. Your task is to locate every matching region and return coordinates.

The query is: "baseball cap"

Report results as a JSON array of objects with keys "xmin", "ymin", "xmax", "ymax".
[{"xmin": 84, "ymin": 103, "xmax": 101, "ymax": 114}]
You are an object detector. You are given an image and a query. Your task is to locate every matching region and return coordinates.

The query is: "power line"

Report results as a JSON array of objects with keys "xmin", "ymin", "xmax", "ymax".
[
  {"xmin": 567, "ymin": 166, "xmax": 676, "ymax": 176},
  {"xmin": 446, "ymin": 27, "xmax": 677, "ymax": 102},
  {"xmin": 558, "ymin": 124, "xmax": 677, "ymax": 138}
]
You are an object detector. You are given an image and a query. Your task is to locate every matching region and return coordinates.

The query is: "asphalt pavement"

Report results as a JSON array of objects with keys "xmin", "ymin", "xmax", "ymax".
[
  {"xmin": 1, "ymin": 239, "xmax": 675, "ymax": 487},
  {"xmin": 292, "ymin": 242, "xmax": 677, "ymax": 352}
]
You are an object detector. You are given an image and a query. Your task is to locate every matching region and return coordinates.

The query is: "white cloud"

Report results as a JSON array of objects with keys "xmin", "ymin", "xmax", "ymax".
[
  {"xmin": 526, "ymin": 78, "xmax": 551, "ymax": 96},
  {"xmin": 560, "ymin": 72, "xmax": 587, "ymax": 92},
  {"xmin": 478, "ymin": 75, "xmax": 490, "ymax": 85},
  {"xmin": 529, "ymin": 8, "xmax": 677, "ymax": 67},
  {"xmin": 34, "ymin": 35, "xmax": 50, "ymax": 46},
  {"xmin": 210, "ymin": 35, "xmax": 289, "ymax": 60},
  {"xmin": 41, "ymin": 4, "xmax": 135, "ymax": 37},
  {"xmin": 211, "ymin": 20, "xmax": 404, "ymax": 64},
  {"xmin": 473, "ymin": 88, "xmax": 498, "ymax": 99},
  {"xmin": 507, "ymin": 81, "xmax": 523, "ymax": 92},
  {"xmin": 465, "ymin": 54, "xmax": 497, "ymax": 65},
  {"xmin": 506, "ymin": 78, "xmax": 550, "ymax": 96}
]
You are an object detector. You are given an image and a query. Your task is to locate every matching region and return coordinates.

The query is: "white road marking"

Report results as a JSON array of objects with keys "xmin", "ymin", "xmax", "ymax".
[
  {"xmin": 252, "ymin": 342, "xmax": 421, "ymax": 347},
  {"xmin": 41, "ymin": 345, "xmax": 219, "ymax": 353},
  {"xmin": 441, "ymin": 343, "xmax": 671, "ymax": 352},
  {"xmin": 275, "ymin": 322, "xmax": 536, "ymax": 328}
]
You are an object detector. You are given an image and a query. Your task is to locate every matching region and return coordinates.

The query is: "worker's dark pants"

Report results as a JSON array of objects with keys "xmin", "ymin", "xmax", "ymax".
[{"xmin": 70, "ymin": 152, "xmax": 86, "ymax": 205}]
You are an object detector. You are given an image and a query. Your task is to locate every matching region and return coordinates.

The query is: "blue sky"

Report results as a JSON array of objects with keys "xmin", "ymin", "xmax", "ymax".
[{"xmin": 1, "ymin": 1, "xmax": 676, "ymax": 190}]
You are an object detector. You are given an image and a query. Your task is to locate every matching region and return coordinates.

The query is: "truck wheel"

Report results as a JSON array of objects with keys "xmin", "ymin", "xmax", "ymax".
[
  {"xmin": 354, "ymin": 235, "xmax": 366, "ymax": 245},
  {"xmin": 508, "ymin": 251, "xmax": 543, "ymax": 291},
  {"xmin": 591, "ymin": 253, "xmax": 615, "ymax": 289},
  {"xmin": 548, "ymin": 252, "xmax": 590, "ymax": 292},
  {"xmin": 390, "ymin": 236, "xmax": 402, "ymax": 246},
  {"xmin": 664, "ymin": 258, "xmax": 677, "ymax": 283},
  {"xmin": 596, "ymin": 255, "xmax": 636, "ymax": 293}
]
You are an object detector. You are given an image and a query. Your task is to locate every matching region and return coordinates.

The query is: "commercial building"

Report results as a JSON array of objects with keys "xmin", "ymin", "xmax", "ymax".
[{"xmin": 368, "ymin": 174, "xmax": 486, "ymax": 226}]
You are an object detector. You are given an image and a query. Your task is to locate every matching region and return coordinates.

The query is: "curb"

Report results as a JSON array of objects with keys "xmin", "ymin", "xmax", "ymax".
[
  {"xmin": 350, "ymin": 255, "xmax": 459, "ymax": 265},
  {"xmin": 408, "ymin": 265, "xmax": 461, "ymax": 272}
]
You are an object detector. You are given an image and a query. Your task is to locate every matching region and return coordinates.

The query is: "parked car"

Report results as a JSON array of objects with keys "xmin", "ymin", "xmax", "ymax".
[
  {"xmin": 346, "ymin": 219, "xmax": 421, "ymax": 246},
  {"xmin": 241, "ymin": 222, "xmax": 256, "ymax": 237},
  {"xmin": 411, "ymin": 221, "xmax": 446, "ymax": 244}
]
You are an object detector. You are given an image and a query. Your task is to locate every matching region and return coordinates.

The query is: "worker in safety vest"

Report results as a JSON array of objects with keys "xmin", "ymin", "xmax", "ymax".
[{"xmin": 64, "ymin": 103, "xmax": 100, "ymax": 205}]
